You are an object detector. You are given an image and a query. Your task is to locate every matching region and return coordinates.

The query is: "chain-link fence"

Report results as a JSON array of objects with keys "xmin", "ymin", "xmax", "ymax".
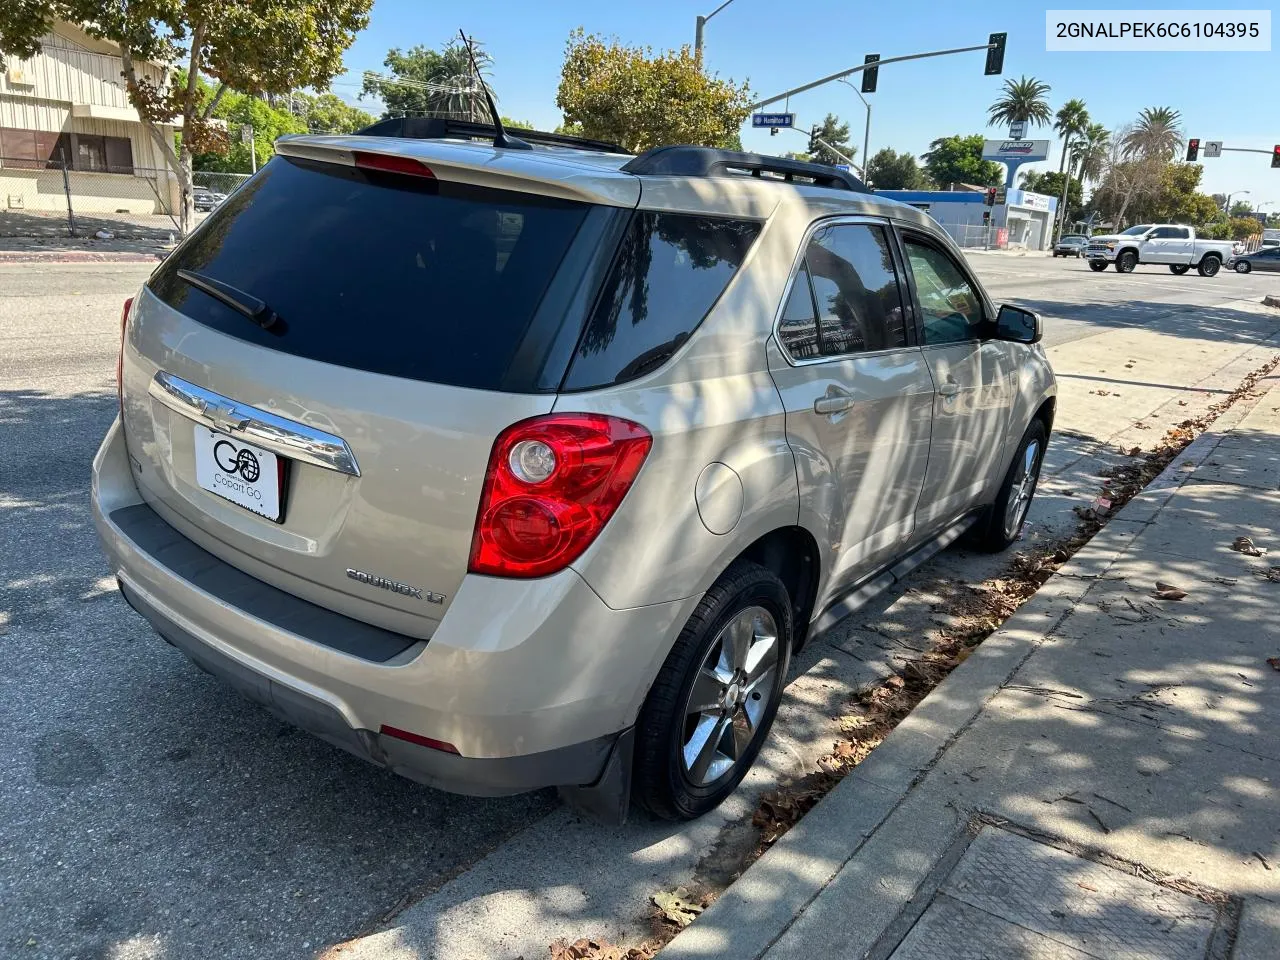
[
  {"xmin": 939, "ymin": 222, "xmax": 997, "ymax": 250},
  {"xmin": 0, "ymin": 157, "xmax": 192, "ymax": 242}
]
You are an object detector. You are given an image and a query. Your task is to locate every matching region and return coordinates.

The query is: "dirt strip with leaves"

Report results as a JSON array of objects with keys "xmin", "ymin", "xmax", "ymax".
[{"xmin": 551, "ymin": 353, "xmax": 1280, "ymax": 960}]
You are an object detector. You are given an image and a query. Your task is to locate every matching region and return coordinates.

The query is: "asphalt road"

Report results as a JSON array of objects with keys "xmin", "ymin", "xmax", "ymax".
[{"xmin": 2, "ymin": 256, "xmax": 1278, "ymax": 960}]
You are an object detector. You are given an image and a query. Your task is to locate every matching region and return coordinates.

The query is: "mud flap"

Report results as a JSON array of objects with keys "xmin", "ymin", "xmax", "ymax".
[{"xmin": 557, "ymin": 727, "xmax": 634, "ymax": 826}]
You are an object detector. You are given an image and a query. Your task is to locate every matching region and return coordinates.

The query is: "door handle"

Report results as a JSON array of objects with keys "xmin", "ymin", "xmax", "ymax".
[
  {"xmin": 813, "ymin": 388, "xmax": 855, "ymax": 415},
  {"xmin": 938, "ymin": 381, "xmax": 961, "ymax": 398}
]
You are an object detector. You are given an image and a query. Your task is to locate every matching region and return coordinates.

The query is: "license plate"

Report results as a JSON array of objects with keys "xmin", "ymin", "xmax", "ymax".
[{"xmin": 193, "ymin": 426, "xmax": 283, "ymax": 521}]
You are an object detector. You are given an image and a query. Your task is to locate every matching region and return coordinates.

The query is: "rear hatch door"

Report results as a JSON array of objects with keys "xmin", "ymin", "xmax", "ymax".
[{"xmin": 121, "ymin": 143, "xmax": 636, "ymax": 637}]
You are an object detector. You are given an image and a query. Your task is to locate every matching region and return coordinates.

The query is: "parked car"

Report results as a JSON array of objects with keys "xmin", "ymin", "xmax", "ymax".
[
  {"xmin": 92, "ymin": 125, "xmax": 1056, "ymax": 822},
  {"xmin": 1085, "ymin": 224, "xmax": 1234, "ymax": 276},
  {"xmin": 1228, "ymin": 246, "xmax": 1280, "ymax": 273},
  {"xmin": 1053, "ymin": 235, "xmax": 1088, "ymax": 257},
  {"xmin": 192, "ymin": 186, "xmax": 226, "ymax": 212},
  {"xmin": 1261, "ymin": 238, "xmax": 1279, "ymax": 250}
]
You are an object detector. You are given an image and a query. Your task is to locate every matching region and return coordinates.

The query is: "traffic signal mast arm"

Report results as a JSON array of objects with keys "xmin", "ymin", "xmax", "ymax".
[{"xmin": 749, "ymin": 37, "xmax": 1003, "ymax": 110}]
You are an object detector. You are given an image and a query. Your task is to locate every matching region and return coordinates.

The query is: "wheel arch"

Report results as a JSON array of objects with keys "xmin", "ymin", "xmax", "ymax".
[{"xmin": 732, "ymin": 526, "xmax": 822, "ymax": 650}]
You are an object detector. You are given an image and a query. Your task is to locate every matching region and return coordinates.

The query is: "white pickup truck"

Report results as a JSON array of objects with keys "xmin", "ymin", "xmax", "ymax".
[{"xmin": 1085, "ymin": 224, "xmax": 1235, "ymax": 277}]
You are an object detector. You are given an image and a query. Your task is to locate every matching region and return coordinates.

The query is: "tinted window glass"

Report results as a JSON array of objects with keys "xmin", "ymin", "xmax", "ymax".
[
  {"xmin": 563, "ymin": 211, "xmax": 760, "ymax": 389},
  {"xmin": 777, "ymin": 263, "xmax": 819, "ymax": 359},
  {"xmin": 804, "ymin": 224, "xmax": 907, "ymax": 356},
  {"xmin": 149, "ymin": 156, "xmax": 590, "ymax": 391},
  {"xmin": 903, "ymin": 239, "xmax": 985, "ymax": 345}
]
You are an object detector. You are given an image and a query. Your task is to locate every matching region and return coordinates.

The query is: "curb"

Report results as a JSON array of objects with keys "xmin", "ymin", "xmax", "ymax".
[
  {"xmin": 660, "ymin": 376, "xmax": 1278, "ymax": 960},
  {"xmin": 0, "ymin": 250, "xmax": 166, "ymax": 264}
]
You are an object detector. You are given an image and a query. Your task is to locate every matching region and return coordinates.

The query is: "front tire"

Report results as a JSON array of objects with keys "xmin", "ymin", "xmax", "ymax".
[
  {"xmin": 973, "ymin": 419, "xmax": 1047, "ymax": 552},
  {"xmin": 1115, "ymin": 251, "xmax": 1137, "ymax": 273},
  {"xmin": 1198, "ymin": 255, "xmax": 1221, "ymax": 277},
  {"xmin": 1089, "ymin": 260, "xmax": 1108, "ymax": 272},
  {"xmin": 1170, "ymin": 264, "xmax": 1190, "ymax": 275},
  {"xmin": 1235, "ymin": 260, "xmax": 1251, "ymax": 274},
  {"xmin": 633, "ymin": 561, "xmax": 792, "ymax": 821}
]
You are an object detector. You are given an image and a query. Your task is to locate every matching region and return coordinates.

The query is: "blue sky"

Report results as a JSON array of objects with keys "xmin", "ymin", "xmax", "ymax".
[{"xmin": 329, "ymin": 0, "xmax": 1279, "ymax": 206}]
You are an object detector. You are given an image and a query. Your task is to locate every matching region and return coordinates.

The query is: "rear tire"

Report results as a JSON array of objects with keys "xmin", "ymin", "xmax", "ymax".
[
  {"xmin": 1089, "ymin": 260, "xmax": 1108, "ymax": 272},
  {"xmin": 973, "ymin": 419, "xmax": 1047, "ymax": 552},
  {"xmin": 1169, "ymin": 264, "xmax": 1190, "ymax": 275},
  {"xmin": 1198, "ymin": 255, "xmax": 1221, "ymax": 277},
  {"xmin": 633, "ymin": 561, "xmax": 792, "ymax": 821},
  {"xmin": 1115, "ymin": 251, "xmax": 1137, "ymax": 273},
  {"xmin": 1235, "ymin": 260, "xmax": 1251, "ymax": 274}
]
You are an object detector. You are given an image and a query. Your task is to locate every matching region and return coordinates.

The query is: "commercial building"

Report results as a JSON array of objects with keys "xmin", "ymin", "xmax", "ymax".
[
  {"xmin": 875, "ymin": 187, "xmax": 1059, "ymax": 251},
  {"xmin": 0, "ymin": 22, "xmax": 179, "ymax": 216}
]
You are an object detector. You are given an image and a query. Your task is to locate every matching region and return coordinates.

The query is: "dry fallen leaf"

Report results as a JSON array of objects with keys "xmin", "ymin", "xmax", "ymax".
[
  {"xmin": 1267, "ymin": 658, "xmax": 1280, "ymax": 671},
  {"xmin": 1153, "ymin": 582, "xmax": 1187, "ymax": 601},
  {"xmin": 1233, "ymin": 536, "xmax": 1266, "ymax": 557},
  {"xmin": 653, "ymin": 888, "xmax": 703, "ymax": 928}
]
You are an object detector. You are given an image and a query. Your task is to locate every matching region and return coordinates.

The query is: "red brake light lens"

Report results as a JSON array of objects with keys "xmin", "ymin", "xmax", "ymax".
[
  {"xmin": 117, "ymin": 296, "xmax": 133, "ymax": 410},
  {"xmin": 353, "ymin": 151, "xmax": 436, "ymax": 179},
  {"xmin": 468, "ymin": 414, "xmax": 652, "ymax": 578}
]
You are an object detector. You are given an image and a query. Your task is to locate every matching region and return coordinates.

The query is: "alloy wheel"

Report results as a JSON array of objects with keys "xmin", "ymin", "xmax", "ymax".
[
  {"xmin": 680, "ymin": 606, "xmax": 780, "ymax": 786},
  {"xmin": 1004, "ymin": 438, "xmax": 1042, "ymax": 537}
]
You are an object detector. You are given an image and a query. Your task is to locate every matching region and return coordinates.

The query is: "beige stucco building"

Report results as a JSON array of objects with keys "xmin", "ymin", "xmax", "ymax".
[{"xmin": 1, "ymin": 22, "xmax": 179, "ymax": 215}]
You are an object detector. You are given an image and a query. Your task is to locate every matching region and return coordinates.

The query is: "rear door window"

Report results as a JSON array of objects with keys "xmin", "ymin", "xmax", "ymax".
[
  {"xmin": 149, "ymin": 155, "xmax": 592, "ymax": 391},
  {"xmin": 805, "ymin": 224, "xmax": 908, "ymax": 356},
  {"xmin": 561, "ymin": 211, "xmax": 760, "ymax": 390}
]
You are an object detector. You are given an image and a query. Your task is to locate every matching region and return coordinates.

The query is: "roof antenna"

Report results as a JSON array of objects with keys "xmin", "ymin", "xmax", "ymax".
[{"xmin": 459, "ymin": 29, "xmax": 531, "ymax": 151}]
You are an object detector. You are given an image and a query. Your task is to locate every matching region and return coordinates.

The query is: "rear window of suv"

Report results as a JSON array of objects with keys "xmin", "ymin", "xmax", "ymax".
[{"xmin": 149, "ymin": 155, "xmax": 591, "ymax": 391}]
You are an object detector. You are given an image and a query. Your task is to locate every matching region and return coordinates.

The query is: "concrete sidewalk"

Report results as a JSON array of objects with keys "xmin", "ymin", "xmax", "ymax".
[{"xmin": 665, "ymin": 372, "xmax": 1280, "ymax": 960}]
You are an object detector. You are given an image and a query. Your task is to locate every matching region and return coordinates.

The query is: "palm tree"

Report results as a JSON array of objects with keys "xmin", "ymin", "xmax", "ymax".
[
  {"xmin": 1074, "ymin": 123, "xmax": 1111, "ymax": 184},
  {"xmin": 1121, "ymin": 106, "xmax": 1184, "ymax": 161},
  {"xmin": 987, "ymin": 76, "xmax": 1053, "ymax": 129},
  {"xmin": 1053, "ymin": 98, "xmax": 1090, "ymax": 175}
]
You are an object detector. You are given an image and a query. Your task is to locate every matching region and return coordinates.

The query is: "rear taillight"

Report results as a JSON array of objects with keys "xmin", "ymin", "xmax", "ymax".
[
  {"xmin": 353, "ymin": 151, "xmax": 436, "ymax": 179},
  {"xmin": 468, "ymin": 414, "xmax": 652, "ymax": 578},
  {"xmin": 117, "ymin": 297, "xmax": 133, "ymax": 412}
]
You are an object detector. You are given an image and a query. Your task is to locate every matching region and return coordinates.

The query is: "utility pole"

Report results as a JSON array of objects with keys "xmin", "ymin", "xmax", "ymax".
[{"xmin": 694, "ymin": 0, "xmax": 738, "ymax": 57}]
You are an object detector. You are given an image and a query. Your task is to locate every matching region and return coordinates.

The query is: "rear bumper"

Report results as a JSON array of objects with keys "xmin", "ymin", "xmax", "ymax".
[{"xmin": 92, "ymin": 418, "xmax": 695, "ymax": 795}]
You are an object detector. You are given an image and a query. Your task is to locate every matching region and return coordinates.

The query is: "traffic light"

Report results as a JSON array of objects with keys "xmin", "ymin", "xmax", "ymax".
[
  {"xmin": 983, "ymin": 211, "xmax": 992, "ymax": 225},
  {"xmin": 985, "ymin": 187, "xmax": 997, "ymax": 206},
  {"xmin": 1273, "ymin": 145, "xmax": 1280, "ymax": 169},
  {"xmin": 1185, "ymin": 138, "xmax": 1200, "ymax": 161},
  {"xmin": 861, "ymin": 54, "xmax": 880, "ymax": 94},
  {"xmin": 985, "ymin": 32, "xmax": 1006, "ymax": 75}
]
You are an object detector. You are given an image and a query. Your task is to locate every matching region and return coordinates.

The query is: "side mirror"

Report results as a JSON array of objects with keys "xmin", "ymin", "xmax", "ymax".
[{"xmin": 995, "ymin": 304, "xmax": 1042, "ymax": 344}]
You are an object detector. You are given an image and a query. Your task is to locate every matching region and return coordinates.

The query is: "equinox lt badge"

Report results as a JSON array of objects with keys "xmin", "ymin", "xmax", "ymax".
[{"xmin": 346, "ymin": 568, "xmax": 444, "ymax": 604}]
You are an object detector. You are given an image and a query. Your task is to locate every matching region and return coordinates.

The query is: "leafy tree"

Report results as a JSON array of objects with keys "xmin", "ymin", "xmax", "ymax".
[
  {"xmin": 1091, "ymin": 126, "xmax": 1164, "ymax": 226},
  {"xmin": 865, "ymin": 148, "xmax": 930, "ymax": 189},
  {"xmin": 807, "ymin": 113, "xmax": 853, "ymax": 166},
  {"xmin": 1020, "ymin": 170, "xmax": 1083, "ymax": 219},
  {"xmin": 987, "ymin": 76, "xmax": 1052, "ymax": 129},
  {"xmin": 0, "ymin": 0, "xmax": 371, "ymax": 234},
  {"xmin": 922, "ymin": 134, "xmax": 1003, "ymax": 188},
  {"xmin": 361, "ymin": 40, "xmax": 492, "ymax": 121},
  {"xmin": 556, "ymin": 29, "xmax": 751, "ymax": 153},
  {"xmin": 1053, "ymin": 98, "xmax": 1089, "ymax": 175},
  {"xmin": 1230, "ymin": 200, "xmax": 1254, "ymax": 218},
  {"xmin": 294, "ymin": 92, "xmax": 375, "ymax": 134},
  {"xmin": 1121, "ymin": 106, "xmax": 1183, "ymax": 161},
  {"xmin": 188, "ymin": 83, "xmax": 306, "ymax": 173}
]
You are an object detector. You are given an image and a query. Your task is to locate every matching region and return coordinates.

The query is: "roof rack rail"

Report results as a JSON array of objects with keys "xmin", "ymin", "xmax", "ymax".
[
  {"xmin": 353, "ymin": 116, "xmax": 629, "ymax": 155},
  {"xmin": 621, "ymin": 146, "xmax": 870, "ymax": 193}
]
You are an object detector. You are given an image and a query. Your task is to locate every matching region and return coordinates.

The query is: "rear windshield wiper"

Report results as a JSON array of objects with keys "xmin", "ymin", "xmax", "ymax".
[{"xmin": 176, "ymin": 269, "xmax": 286, "ymax": 334}]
